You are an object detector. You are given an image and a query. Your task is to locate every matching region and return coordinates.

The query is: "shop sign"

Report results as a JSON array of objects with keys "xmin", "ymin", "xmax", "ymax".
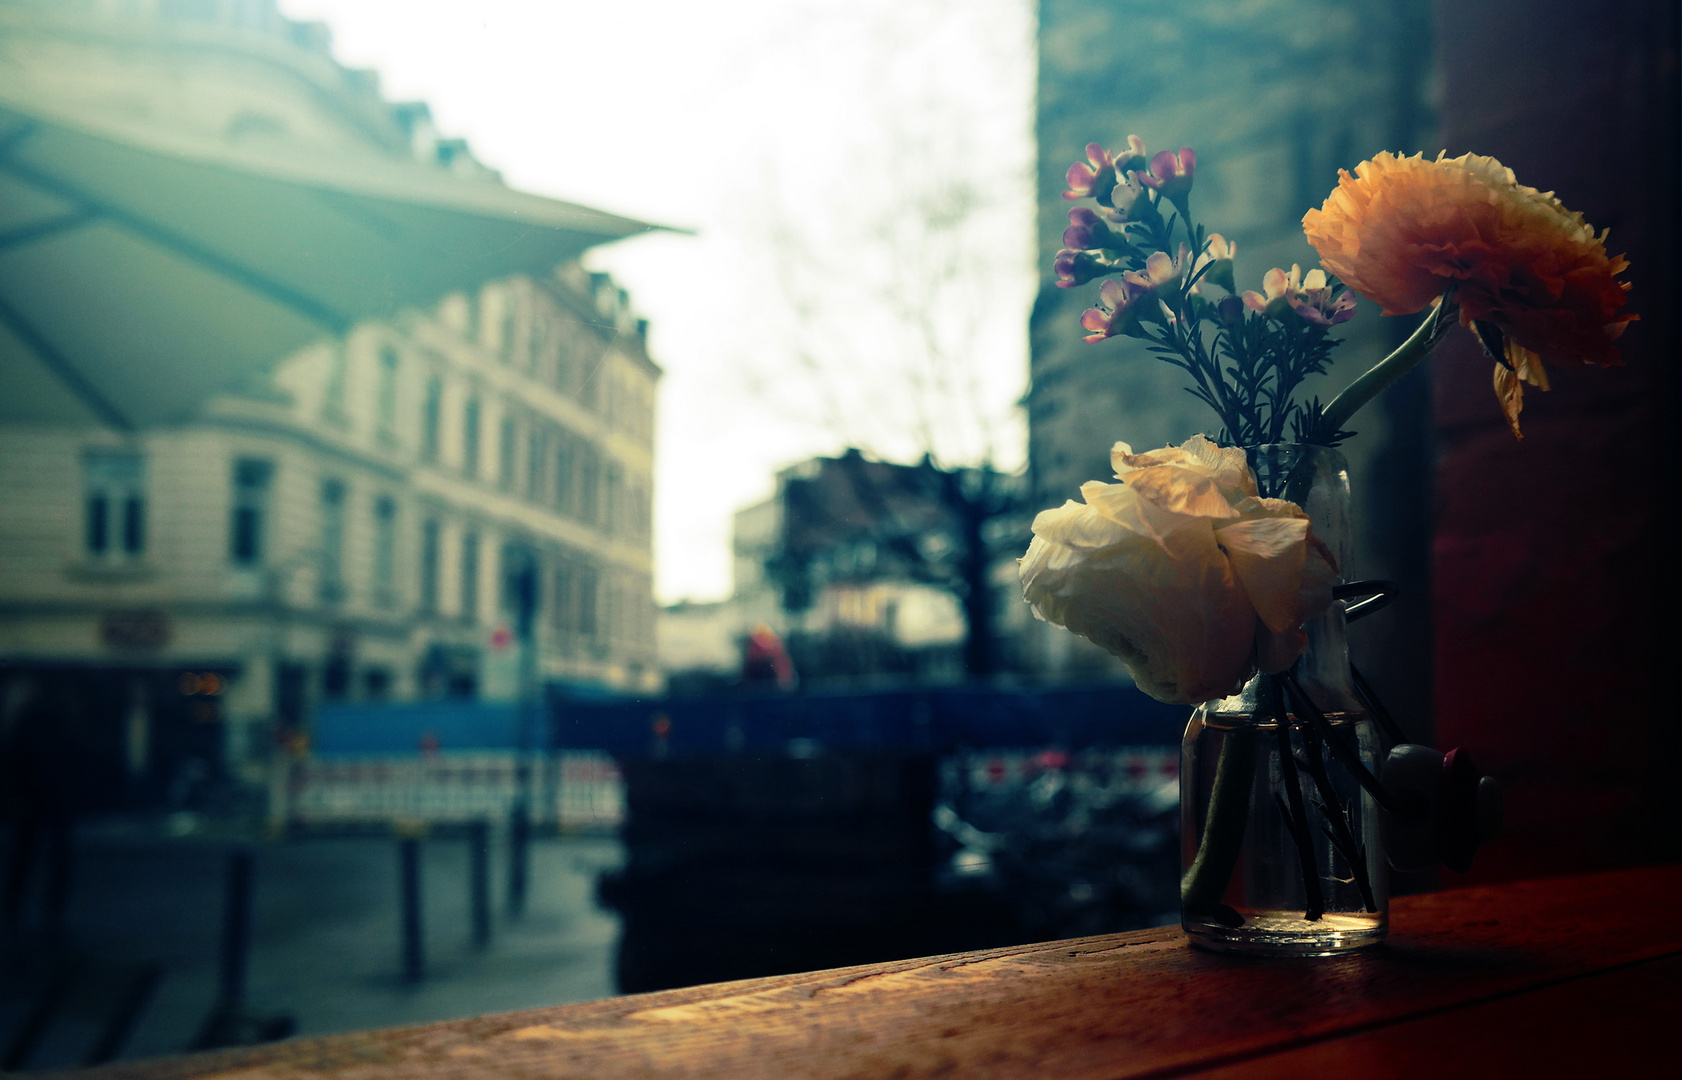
[{"xmin": 101, "ymin": 609, "xmax": 171, "ymax": 651}]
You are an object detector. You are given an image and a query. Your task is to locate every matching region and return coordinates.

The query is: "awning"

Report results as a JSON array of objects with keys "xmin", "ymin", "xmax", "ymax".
[{"xmin": 0, "ymin": 94, "xmax": 667, "ymax": 429}]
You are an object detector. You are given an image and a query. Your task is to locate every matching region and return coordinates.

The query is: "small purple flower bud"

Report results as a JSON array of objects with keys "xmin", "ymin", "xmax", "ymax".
[
  {"xmin": 1192, "ymin": 234, "xmax": 1237, "ymax": 294},
  {"xmin": 1063, "ymin": 207, "xmax": 1122, "ymax": 250},
  {"xmin": 1217, "ymin": 294, "xmax": 1246, "ymax": 327},
  {"xmin": 1053, "ymin": 248, "xmax": 1109, "ymax": 289},
  {"xmin": 1293, "ymin": 290, "xmax": 1358, "ymax": 326},
  {"xmin": 1139, "ymin": 147, "xmax": 1196, "ymax": 211}
]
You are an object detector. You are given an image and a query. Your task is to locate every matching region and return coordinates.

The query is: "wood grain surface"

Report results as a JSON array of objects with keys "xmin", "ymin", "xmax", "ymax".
[{"xmin": 67, "ymin": 865, "xmax": 1682, "ymax": 1080}]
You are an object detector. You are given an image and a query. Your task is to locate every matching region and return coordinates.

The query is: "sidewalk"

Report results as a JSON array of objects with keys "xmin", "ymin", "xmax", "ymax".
[{"xmin": 1, "ymin": 825, "xmax": 623, "ymax": 1070}]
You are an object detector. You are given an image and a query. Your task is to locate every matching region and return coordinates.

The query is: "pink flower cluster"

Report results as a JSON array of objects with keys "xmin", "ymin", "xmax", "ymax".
[
  {"xmin": 1079, "ymin": 249, "xmax": 1185, "ymax": 342},
  {"xmin": 1054, "ymin": 136, "xmax": 1200, "ymax": 292},
  {"xmin": 1242, "ymin": 265, "xmax": 1357, "ymax": 326},
  {"xmin": 1062, "ymin": 137, "xmax": 1194, "ymax": 213}
]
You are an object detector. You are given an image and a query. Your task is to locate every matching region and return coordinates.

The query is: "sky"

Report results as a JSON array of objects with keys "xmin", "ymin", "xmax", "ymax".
[{"xmin": 276, "ymin": 0, "xmax": 1037, "ymax": 604}]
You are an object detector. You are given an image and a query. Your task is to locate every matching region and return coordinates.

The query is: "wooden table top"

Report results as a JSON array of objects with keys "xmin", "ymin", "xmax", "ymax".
[{"xmin": 73, "ymin": 865, "xmax": 1681, "ymax": 1079}]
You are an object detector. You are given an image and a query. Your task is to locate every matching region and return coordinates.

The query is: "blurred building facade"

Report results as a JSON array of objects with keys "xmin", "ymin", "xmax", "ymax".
[
  {"xmin": 764, "ymin": 452, "xmax": 969, "ymax": 684},
  {"xmin": 1028, "ymin": 0, "xmax": 1437, "ymax": 705},
  {"xmin": 0, "ymin": 0, "xmax": 658, "ymax": 803}
]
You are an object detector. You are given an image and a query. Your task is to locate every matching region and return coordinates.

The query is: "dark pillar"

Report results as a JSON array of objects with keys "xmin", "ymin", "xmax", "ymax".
[
  {"xmin": 469, "ymin": 820, "xmax": 491, "ymax": 947},
  {"xmin": 1432, "ymin": 0, "xmax": 1681, "ymax": 879},
  {"xmin": 399, "ymin": 836, "xmax": 424, "ymax": 981},
  {"xmin": 217, "ymin": 847, "xmax": 254, "ymax": 1008},
  {"xmin": 506, "ymin": 804, "xmax": 529, "ymax": 917}
]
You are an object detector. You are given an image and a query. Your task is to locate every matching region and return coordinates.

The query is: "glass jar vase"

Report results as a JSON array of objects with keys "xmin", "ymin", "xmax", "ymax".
[{"xmin": 1179, "ymin": 444, "xmax": 1388, "ymax": 956}]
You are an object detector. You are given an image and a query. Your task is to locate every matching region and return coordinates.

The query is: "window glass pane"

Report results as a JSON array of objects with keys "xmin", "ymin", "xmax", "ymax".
[
  {"xmin": 422, "ymin": 376, "xmax": 442, "ymax": 461},
  {"xmin": 420, "ymin": 519, "xmax": 440, "ymax": 613},
  {"xmin": 460, "ymin": 530, "xmax": 479, "ymax": 622},
  {"xmin": 526, "ymin": 427, "xmax": 546, "ymax": 502},
  {"xmin": 577, "ymin": 564, "xmax": 597, "ymax": 637},
  {"xmin": 554, "ymin": 440, "xmax": 573, "ymax": 513},
  {"xmin": 579, "ymin": 447, "xmax": 599, "ymax": 526},
  {"xmin": 320, "ymin": 478, "xmax": 345, "ymax": 601},
  {"xmin": 377, "ymin": 346, "xmax": 400, "ymax": 440},
  {"xmin": 86, "ymin": 495, "xmax": 108, "ymax": 554},
  {"xmin": 323, "ymin": 344, "xmax": 347, "ymax": 420},
  {"xmin": 231, "ymin": 458, "xmax": 273, "ymax": 564},
  {"xmin": 83, "ymin": 449, "xmax": 144, "ymax": 558},
  {"xmin": 123, "ymin": 497, "xmax": 145, "ymax": 554},
  {"xmin": 499, "ymin": 414, "xmax": 516, "ymax": 490},
  {"xmin": 605, "ymin": 464, "xmax": 623, "ymax": 537},
  {"xmin": 550, "ymin": 557, "xmax": 572, "ymax": 632},
  {"xmin": 374, "ymin": 496, "xmax": 396, "ymax": 600},
  {"xmin": 463, "ymin": 398, "xmax": 481, "ymax": 478}
]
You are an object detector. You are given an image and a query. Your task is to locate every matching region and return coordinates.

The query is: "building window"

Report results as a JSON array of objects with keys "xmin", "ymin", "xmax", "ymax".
[
  {"xmin": 459, "ymin": 530, "xmax": 480, "ymax": 624},
  {"xmin": 323, "ymin": 345, "xmax": 347, "ymax": 423},
  {"xmin": 526, "ymin": 426, "xmax": 547, "ymax": 503},
  {"xmin": 498, "ymin": 413, "xmax": 516, "ymax": 491},
  {"xmin": 421, "ymin": 376, "xmax": 442, "ymax": 462},
  {"xmin": 229, "ymin": 458, "xmax": 274, "ymax": 565},
  {"xmin": 363, "ymin": 668, "xmax": 392, "ymax": 701},
  {"xmin": 554, "ymin": 440, "xmax": 573, "ymax": 514},
  {"xmin": 499, "ymin": 298, "xmax": 517, "ymax": 364},
  {"xmin": 604, "ymin": 464, "xmax": 623, "ymax": 537},
  {"xmin": 319, "ymin": 478, "xmax": 346, "ymax": 603},
  {"xmin": 531, "ymin": 313, "xmax": 552, "ymax": 383},
  {"xmin": 462, "ymin": 397, "xmax": 481, "ymax": 478},
  {"xmin": 553, "ymin": 320, "xmax": 574, "ymax": 394},
  {"xmin": 577, "ymin": 564, "xmax": 598, "ymax": 639},
  {"xmin": 579, "ymin": 446, "xmax": 600, "ymax": 526},
  {"xmin": 501, "ymin": 544, "xmax": 539, "ymax": 630},
  {"xmin": 373, "ymin": 496, "xmax": 397, "ymax": 606},
  {"xmin": 84, "ymin": 449, "xmax": 145, "ymax": 558},
  {"xmin": 420, "ymin": 518, "xmax": 440, "ymax": 614},
  {"xmin": 323, "ymin": 638, "xmax": 352, "ymax": 701},
  {"xmin": 550, "ymin": 557, "xmax": 573, "ymax": 633},
  {"xmin": 627, "ymin": 483, "xmax": 647, "ymax": 543},
  {"xmin": 376, "ymin": 346, "xmax": 399, "ymax": 443}
]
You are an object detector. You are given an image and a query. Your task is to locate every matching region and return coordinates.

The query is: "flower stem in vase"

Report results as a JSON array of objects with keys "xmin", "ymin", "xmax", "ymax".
[
  {"xmin": 1180, "ymin": 722, "xmax": 1256, "ymax": 924},
  {"xmin": 1267, "ymin": 678, "xmax": 1324, "ymax": 921},
  {"xmin": 1281, "ymin": 671, "xmax": 1408, "ymax": 819},
  {"xmin": 1295, "ymin": 705, "xmax": 1380, "ymax": 914}
]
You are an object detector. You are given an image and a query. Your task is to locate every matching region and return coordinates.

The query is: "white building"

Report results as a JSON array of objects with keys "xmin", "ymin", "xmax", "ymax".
[{"xmin": 0, "ymin": 0, "xmax": 661, "ymax": 802}]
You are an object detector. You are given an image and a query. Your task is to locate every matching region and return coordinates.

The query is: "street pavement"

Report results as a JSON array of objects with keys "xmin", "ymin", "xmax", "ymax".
[{"xmin": 1, "ymin": 825, "xmax": 623, "ymax": 1070}]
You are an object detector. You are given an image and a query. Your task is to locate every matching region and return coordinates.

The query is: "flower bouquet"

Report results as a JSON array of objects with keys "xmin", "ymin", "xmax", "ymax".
[{"xmin": 1022, "ymin": 138, "xmax": 1634, "ymax": 954}]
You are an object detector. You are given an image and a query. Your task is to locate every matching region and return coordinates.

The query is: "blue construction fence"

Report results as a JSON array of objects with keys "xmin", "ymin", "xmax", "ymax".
[
  {"xmin": 551, "ymin": 684, "xmax": 1188, "ymax": 757},
  {"xmin": 312, "ymin": 701, "xmax": 522, "ymax": 756},
  {"xmin": 309, "ymin": 684, "xmax": 1189, "ymax": 759}
]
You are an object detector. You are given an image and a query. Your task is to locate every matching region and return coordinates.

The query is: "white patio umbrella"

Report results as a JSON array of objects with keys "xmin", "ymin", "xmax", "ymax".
[{"xmin": 0, "ymin": 94, "xmax": 663, "ymax": 429}]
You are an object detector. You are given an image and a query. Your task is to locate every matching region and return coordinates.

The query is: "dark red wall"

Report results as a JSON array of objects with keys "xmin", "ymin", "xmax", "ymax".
[{"xmin": 1433, "ymin": 1, "xmax": 1680, "ymax": 881}]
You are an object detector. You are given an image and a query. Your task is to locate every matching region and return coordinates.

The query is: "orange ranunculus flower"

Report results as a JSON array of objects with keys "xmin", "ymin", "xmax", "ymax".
[{"xmin": 1302, "ymin": 151, "xmax": 1636, "ymax": 437}]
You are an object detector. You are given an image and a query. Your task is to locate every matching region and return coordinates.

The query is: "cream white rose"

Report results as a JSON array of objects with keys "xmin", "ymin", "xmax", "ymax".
[{"xmin": 1019, "ymin": 435, "xmax": 1336, "ymax": 704}]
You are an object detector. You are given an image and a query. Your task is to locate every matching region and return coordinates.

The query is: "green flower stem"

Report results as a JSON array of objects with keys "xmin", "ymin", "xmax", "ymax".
[
  {"xmin": 1317, "ymin": 293, "xmax": 1458, "ymax": 437},
  {"xmin": 1181, "ymin": 723, "xmax": 1256, "ymax": 916},
  {"xmin": 1271, "ymin": 692, "xmax": 1324, "ymax": 921}
]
